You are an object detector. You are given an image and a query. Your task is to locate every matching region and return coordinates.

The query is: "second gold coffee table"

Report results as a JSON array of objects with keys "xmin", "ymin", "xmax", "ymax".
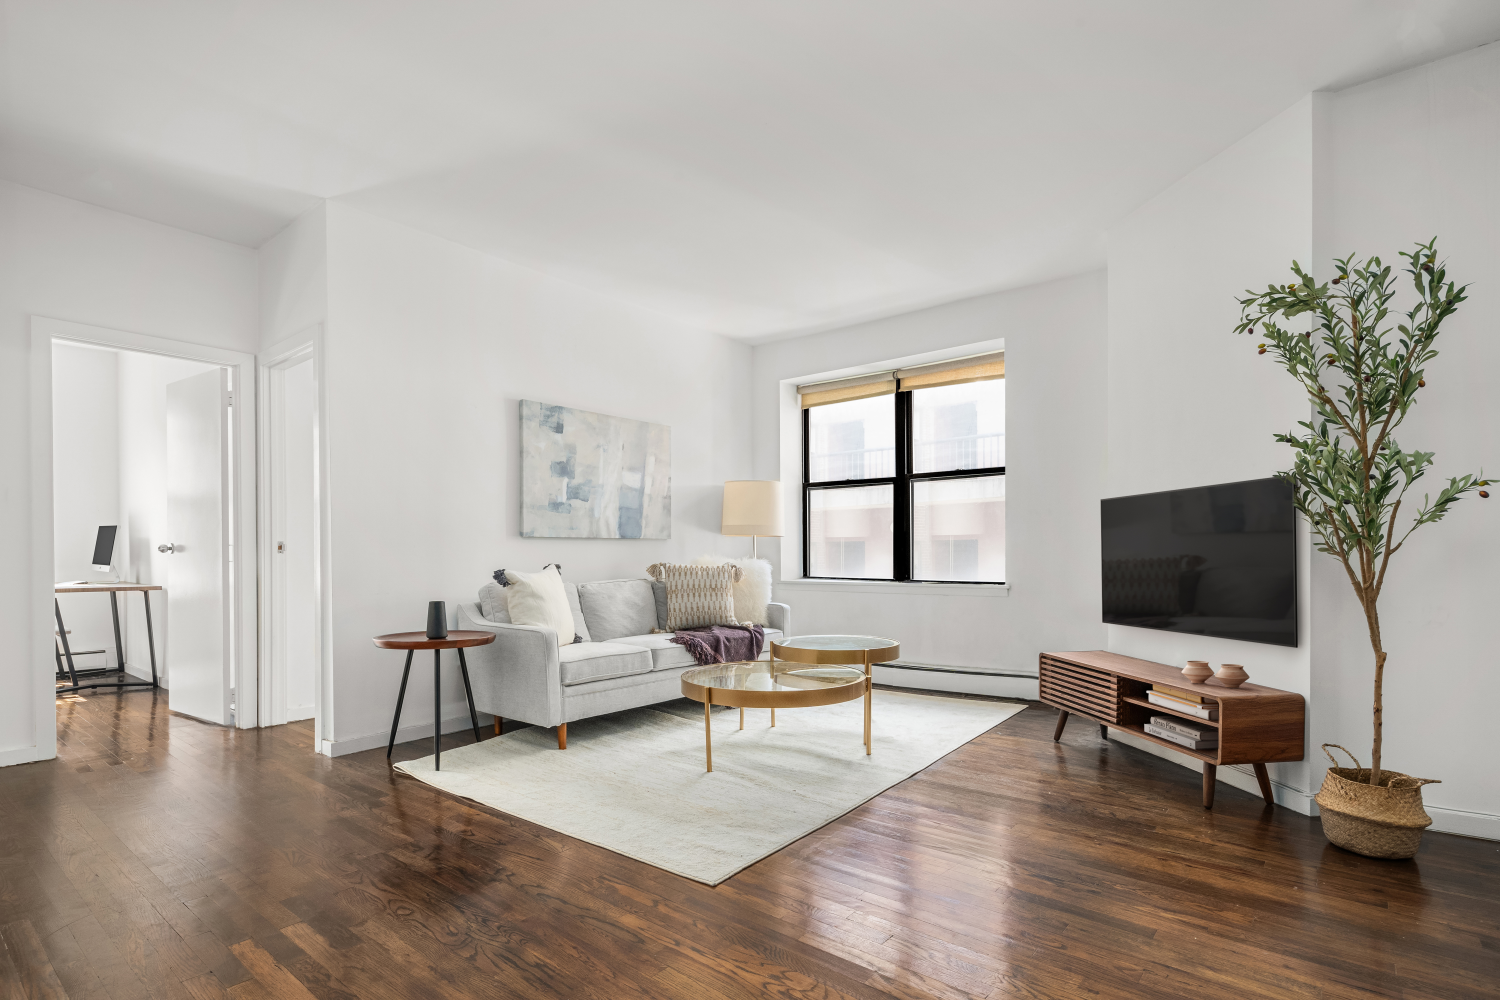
[{"xmin": 679, "ymin": 634, "xmax": 900, "ymax": 772}]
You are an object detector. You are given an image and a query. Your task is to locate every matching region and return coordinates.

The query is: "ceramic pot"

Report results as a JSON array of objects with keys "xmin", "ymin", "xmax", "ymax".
[
  {"xmin": 1215, "ymin": 663, "xmax": 1249, "ymax": 688},
  {"xmin": 1181, "ymin": 660, "xmax": 1212, "ymax": 684}
]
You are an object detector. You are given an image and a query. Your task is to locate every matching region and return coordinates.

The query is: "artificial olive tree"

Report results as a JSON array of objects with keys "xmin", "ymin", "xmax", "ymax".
[{"xmin": 1235, "ymin": 239, "xmax": 1487, "ymax": 786}]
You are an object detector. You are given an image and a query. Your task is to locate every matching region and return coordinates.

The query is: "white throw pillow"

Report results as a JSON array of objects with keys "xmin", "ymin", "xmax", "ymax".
[
  {"xmin": 503, "ymin": 565, "xmax": 576, "ymax": 646},
  {"xmin": 691, "ymin": 555, "xmax": 772, "ymax": 625}
]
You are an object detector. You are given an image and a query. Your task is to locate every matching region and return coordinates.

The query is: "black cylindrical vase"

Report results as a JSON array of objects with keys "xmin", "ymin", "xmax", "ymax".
[{"xmin": 426, "ymin": 601, "xmax": 448, "ymax": 640}]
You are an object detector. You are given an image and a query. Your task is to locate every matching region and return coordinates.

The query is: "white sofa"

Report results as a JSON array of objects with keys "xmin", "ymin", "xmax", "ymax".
[{"xmin": 457, "ymin": 576, "xmax": 789, "ymax": 747}]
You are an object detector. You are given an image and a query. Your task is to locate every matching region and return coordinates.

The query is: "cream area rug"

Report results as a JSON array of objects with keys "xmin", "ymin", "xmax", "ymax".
[{"xmin": 394, "ymin": 690, "xmax": 1026, "ymax": 885}]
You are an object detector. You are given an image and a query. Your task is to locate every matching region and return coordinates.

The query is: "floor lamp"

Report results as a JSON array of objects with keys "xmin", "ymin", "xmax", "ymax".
[{"xmin": 721, "ymin": 480, "xmax": 784, "ymax": 558}]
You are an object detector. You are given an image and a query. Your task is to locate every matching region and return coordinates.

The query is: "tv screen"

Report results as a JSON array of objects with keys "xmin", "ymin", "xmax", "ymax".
[{"xmin": 1101, "ymin": 479, "xmax": 1297, "ymax": 647}]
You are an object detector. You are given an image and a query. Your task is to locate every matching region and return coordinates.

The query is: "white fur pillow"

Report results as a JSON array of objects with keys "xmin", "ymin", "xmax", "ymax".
[
  {"xmin": 502, "ymin": 565, "xmax": 575, "ymax": 646},
  {"xmin": 691, "ymin": 556, "xmax": 772, "ymax": 626}
]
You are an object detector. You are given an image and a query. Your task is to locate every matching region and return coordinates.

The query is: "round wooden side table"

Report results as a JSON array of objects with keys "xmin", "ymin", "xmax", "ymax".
[{"xmin": 372, "ymin": 630, "xmax": 495, "ymax": 771}]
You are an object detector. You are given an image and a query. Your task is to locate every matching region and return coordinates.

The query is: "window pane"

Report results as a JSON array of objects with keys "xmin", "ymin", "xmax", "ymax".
[
  {"xmin": 808, "ymin": 485, "xmax": 893, "ymax": 579},
  {"xmin": 911, "ymin": 379, "xmax": 1004, "ymax": 473},
  {"xmin": 912, "ymin": 475, "xmax": 1005, "ymax": 582},
  {"xmin": 808, "ymin": 395, "xmax": 895, "ymax": 482}
]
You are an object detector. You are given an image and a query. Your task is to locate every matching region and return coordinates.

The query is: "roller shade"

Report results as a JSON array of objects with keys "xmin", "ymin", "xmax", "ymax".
[
  {"xmin": 798, "ymin": 372, "xmax": 897, "ymax": 408},
  {"xmin": 897, "ymin": 352, "xmax": 1004, "ymax": 391}
]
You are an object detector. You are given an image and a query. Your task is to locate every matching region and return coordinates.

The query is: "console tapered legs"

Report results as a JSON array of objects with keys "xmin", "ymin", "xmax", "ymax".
[
  {"xmin": 1202, "ymin": 763, "xmax": 1217, "ymax": 809},
  {"xmin": 1052, "ymin": 709, "xmax": 1069, "ymax": 741},
  {"xmin": 1253, "ymin": 762, "xmax": 1274, "ymax": 806}
]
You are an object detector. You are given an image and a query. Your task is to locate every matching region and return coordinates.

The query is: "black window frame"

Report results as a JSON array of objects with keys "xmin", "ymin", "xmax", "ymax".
[{"xmin": 802, "ymin": 386, "xmax": 1005, "ymax": 584}]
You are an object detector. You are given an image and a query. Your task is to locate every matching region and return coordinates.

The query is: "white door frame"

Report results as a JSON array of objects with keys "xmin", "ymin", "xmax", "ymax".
[
  {"xmin": 257, "ymin": 325, "xmax": 332, "ymax": 750},
  {"xmin": 28, "ymin": 316, "xmax": 260, "ymax": 758}
]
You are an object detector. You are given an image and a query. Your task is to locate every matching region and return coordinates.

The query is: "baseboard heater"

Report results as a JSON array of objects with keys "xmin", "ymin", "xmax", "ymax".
[{"xmin": 881, "ymin": 660, "xmax": 1038, "ymax": 679}]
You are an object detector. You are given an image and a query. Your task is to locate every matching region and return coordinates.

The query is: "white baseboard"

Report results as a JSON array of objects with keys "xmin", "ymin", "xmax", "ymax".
[
  {"xmin": 0, "ymin": 745, "xmax": 54, "ymax": 767},
  {"xmin": 322, "ymin": 712, "xmax": 497, "ymax": 758},
  {"xmin": 1105, "ymin": 728, "xmax": 1317, "ymax": 815},
  {"xmin": 873, "ymin": 662, "xmax": 1039, "ymax": 700},
  {"xmin": 1425, "ymin": 804, "xmax": 1500, "ymax": 841}
]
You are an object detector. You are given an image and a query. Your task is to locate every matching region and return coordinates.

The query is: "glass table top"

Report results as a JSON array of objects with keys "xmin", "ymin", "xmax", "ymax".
[
  {"xmin": 680, "ymin": 662, "xmax": 865, "ymax": 692},
  {"xmin": 773, "ymin": 634, "xmax": 899, "ymax": 650}
]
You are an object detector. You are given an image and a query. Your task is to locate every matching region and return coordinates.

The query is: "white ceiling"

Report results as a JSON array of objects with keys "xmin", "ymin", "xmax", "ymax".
[{"xmin": 4, "ymin": 2, "xmax": 1498, "ymax": 341}]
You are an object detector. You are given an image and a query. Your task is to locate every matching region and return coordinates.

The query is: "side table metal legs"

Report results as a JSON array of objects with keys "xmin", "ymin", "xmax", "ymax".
[
  {"xmin": 433, "ymin": 650, "xmax": 442, "ymax": 771},
  {"xmin": 385, "ymin": 647, "xmax": 483, "ymax": 771},
  {"xmin": 457, "ymin": 647, "xmax": 482, "ymax": 743},
  {"xmin": 387, "ymin": 651, "xmax": 414, "ymax": 758}
]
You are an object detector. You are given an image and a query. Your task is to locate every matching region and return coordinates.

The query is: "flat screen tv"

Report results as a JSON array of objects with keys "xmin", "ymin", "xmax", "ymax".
[{"xmin": 1101, "ymin": 478, "xmax": 1297, "ymax": 647}]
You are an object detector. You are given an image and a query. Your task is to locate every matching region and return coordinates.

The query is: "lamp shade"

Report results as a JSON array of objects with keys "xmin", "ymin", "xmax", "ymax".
[{"xmin": 721, "ymin": 480, "xmax": 784, "ymax": 537}]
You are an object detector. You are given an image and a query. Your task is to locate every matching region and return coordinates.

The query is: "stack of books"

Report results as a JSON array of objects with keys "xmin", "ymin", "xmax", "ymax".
[
  {"xmin": 1145, "ymin": 715, "xmax": 1219, "ymax": 750},
  {"xmin": 1146, "ymin": 684, "xmax": 1218, "ymax": 720}
]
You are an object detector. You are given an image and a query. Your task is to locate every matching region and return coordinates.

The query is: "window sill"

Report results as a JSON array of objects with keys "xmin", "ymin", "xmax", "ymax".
[{"xmin": 776, "ymin": 579, "xmax": 1010, "ymax": 597}]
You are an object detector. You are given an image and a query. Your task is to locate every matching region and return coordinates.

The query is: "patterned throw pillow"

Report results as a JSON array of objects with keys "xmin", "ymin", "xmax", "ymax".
[{"xmin": 646, "ymin": 562, "xmax": 742, "ymax": 630}]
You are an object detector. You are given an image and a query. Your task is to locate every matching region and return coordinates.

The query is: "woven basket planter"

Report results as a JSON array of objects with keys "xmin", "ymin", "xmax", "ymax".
[{"xmin": 1314, "ymin": 744, "xmax": 1439, "ymax": 860}]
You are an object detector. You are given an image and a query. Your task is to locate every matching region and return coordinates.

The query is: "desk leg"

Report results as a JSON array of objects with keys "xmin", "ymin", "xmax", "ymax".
[
  {"xmin": 1052, "ymin": 709, "xmax": 1069, "ymax": 741},
  {"xmin": 144, "ymin": 590, "xmax": 159, "ymax": 688},
  {"xmin": 109, "ymin": 592, "xmax": 125, "ymax": 685},
  {"xmin": 55, "ymin": 600, "xmax": 79, "ymax": 690},
  {"xmin": 704, "ymin": 694, "xmax": 713, "ymax": 772},
  {"xmin": 456, "ymin": 647, "xmax": 481, "ymax": 743},
  {"xmin": 1253, "ymin": 762, "xmax": 1275, "ymax": 807},
  {"xmin": 1202, "ymin": 763, "xmax": 1217, "ymax": 809},
  {"xmin": 386, "ymin": 651, "xmax": 413, "ymax": 758},
  {"xmin": 433, "ymin": 650, "xmax": 442, "ymax": 771}
]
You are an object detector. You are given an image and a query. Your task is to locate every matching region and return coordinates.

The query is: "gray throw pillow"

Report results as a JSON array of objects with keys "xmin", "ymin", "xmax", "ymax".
[{"xmin": 577, "ymin": 579, "xmax": 659, "ymax": 642}]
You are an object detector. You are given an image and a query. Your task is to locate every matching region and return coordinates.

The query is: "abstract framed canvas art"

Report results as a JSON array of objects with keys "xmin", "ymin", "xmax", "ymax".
[{"xmin": 520, "ymin": 400, "xmax": 671, "ymax": 538}]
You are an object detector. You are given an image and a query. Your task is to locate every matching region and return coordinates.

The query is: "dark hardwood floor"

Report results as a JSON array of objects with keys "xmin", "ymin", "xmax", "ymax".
[{"xmin": 2, "ymin": 689, "xmax": 1496, "ymax": 999}]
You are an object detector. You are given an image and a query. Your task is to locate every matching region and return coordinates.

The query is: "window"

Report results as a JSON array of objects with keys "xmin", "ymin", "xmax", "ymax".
[{"xmin": 802, "ymin": 353, "xmax": 1005, "ymax": 583}]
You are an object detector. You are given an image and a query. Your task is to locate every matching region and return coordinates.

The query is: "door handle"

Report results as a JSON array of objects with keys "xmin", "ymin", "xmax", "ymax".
[{"xmin": 158, "ymin": 543, "xmax": 176, "ymax": 554}]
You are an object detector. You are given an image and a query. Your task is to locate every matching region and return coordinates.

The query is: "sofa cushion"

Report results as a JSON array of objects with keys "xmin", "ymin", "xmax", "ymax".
[
  {"xmin": 614, "ymin": 628, "xmax": 783, "ymax": 671},
  {"xmin": 557, "ymin": 642, "xmax": 652, "ymax": 686},
  {"xmin": 576, "ymin": 579, "xmax": 659, "ymax": 642},
  {"xmin": 480, "ymin": 579, "xmax": 591, "ymax": 641}
]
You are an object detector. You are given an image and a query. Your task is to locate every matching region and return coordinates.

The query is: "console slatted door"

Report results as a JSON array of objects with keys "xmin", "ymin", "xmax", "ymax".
[{"xmin": 1039, "ymin": 655, "xmax": 1124, "ymax": 725}]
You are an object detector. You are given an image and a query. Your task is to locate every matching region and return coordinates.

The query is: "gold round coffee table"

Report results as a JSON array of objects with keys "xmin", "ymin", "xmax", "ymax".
[{"xmin": 679, "ymin": 634, "xmax": 900, "ymax": 772}]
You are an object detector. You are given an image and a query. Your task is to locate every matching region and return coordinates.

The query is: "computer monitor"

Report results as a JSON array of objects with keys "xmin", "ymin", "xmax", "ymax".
[{"xmin": 91, "ymin": 525, "xmax": 118, "ymax": 572}]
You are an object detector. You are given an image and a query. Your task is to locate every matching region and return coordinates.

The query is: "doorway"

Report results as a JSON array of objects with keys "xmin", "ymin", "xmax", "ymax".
[
  {"xmin": 32, "ymin": 317, "xmax": 259, "ymax": 755},
  {"xmin": 258, "ymin": 330, "xmax": 328, "ymax": 749},
  {"xmin": 263, "ymin": 350, "xmax": 319, "ymax": 729}
]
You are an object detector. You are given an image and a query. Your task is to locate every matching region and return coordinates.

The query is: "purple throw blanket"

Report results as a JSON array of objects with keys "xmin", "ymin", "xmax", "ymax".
[{"xmin": 670, "ymin": 624, "xmax": 765, "ymax": 666}]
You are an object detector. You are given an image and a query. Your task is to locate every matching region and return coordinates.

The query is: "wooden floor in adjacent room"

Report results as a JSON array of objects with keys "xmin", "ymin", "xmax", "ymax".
[{"xmin": 2, "ymin": 690, "xmax": 1496, "ymax": 1000}]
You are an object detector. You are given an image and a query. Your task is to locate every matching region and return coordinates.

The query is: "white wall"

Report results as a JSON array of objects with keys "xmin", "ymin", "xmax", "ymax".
[
  {"xmin": 117, "ymin": 350, "xmax": 221, "ymax": 686},
  {"xmin": 1105, "ymin": 97, "xmax": 1318, "ymax": 807},
  {"xmin": 51, "ymin": 342, "xmax": 120, "ymax": 669},
  {"xmin": 751, "ymin": 271, "xmax": 1109, "ymax": 682},
  {"xmin": 260, "ymin": 204, "xmax": 327, "ymax": 351},
  {"xmin": 312, "ymin": 202, "xmax": 752, "ymax": 751},
  {"xmin": 0, "ymin": 178, "xmax": 257, "ymax": 764},
  {"xmin": 1308, "ymin": 44, "xmax": 1500, "ymax": 838}
]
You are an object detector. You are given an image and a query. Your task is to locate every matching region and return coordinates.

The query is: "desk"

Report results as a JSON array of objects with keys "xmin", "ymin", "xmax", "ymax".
[{"xmin": 55, "ymin": 584, "xmax": 161, "ymax": 694}]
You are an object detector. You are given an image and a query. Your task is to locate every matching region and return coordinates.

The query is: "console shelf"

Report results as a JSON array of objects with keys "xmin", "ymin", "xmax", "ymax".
[{"xmin": 1040, "ymin": 650, "xmax": 1305, "ymax": 808}]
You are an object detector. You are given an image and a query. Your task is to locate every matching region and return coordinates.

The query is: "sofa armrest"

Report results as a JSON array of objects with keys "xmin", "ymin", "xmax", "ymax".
[
  {"xmin": 456, "ymin": 602, "xmax": 563, "ymax": 728},
  {"xmin": 765, "ymin": 602, "xmax": 790, "ymax": 636}
]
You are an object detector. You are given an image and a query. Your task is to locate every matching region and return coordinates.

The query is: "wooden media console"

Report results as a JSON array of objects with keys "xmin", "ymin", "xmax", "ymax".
[{"xmin": 1040, "ymin": 650, "xmax": 1305, "ymax": 808}]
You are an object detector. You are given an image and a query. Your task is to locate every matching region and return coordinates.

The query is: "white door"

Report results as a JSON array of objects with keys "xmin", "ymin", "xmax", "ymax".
[
  {"xmin": 270, "ymin": 359, "xmax": 317, "ymax": 724},
  {"xmin": 165, "ymin": 369, "xmax": 232, "ymax": 724}
]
